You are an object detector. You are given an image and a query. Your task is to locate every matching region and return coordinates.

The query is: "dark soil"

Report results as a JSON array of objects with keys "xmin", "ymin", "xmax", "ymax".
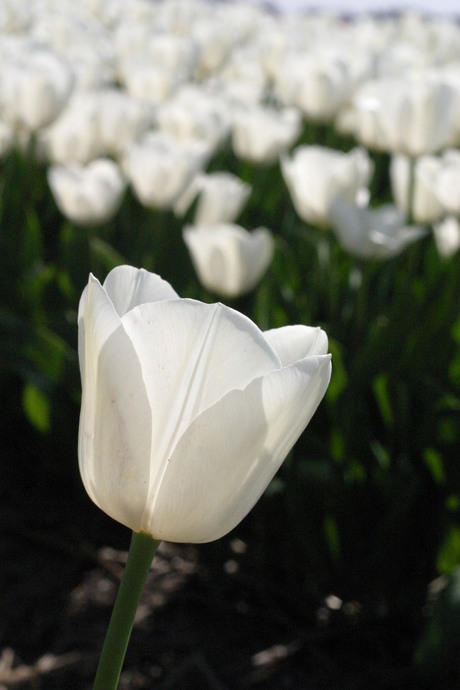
[{"xmin": 0, "ymin": 408, "xmax": 456, "ymax": 690}]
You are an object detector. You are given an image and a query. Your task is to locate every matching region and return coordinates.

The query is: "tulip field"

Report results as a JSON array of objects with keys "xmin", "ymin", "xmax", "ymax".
[{"xmin": 1, "ymin": 0, "xmax": 460, "ymax": 687}]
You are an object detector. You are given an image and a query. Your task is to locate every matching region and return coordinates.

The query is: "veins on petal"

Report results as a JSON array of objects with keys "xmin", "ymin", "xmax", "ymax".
[{"xmin": 141, "ymin": 302, "xmax": 230, "ymax": 529}]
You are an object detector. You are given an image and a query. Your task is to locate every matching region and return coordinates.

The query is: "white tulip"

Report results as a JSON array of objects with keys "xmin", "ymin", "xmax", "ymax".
[
  {"xmin": 329, "ymin": 201, "xmax": 427, "ymax": 260},
  {"xmin": 231, "ymin": 105, "xmax": 301, "ymax": 165},
  {"xmin": 431, "ymin": 150, "xmax": 460, "ymax": 217},
  {"xmin": 281, "ymin": 145, "xmax": 373, "ymax": 228},
  {"xmin": 174, "ymin": 172, "xmax": 251, "ymax": 225},
  {"xmin": 39, "ymin": 92, "xmax": 103, "ymax": 165},
  {"xmin": 114, "ymin": 19, "xmax": 197, "ymax": 74},
  {"xmin": 390, "ymin": 155, "xmax": 445, "ymax": 224},
  {"xmin": 0, "ymin": 47, "xmax": 74, "ymax": 132},
  {"xmin": 121, "ymin": 60, "xmax": 186, "ymax": 105},
  {"xmin": 47, "ymin": 158, "xmax": 126, "ymax": 226},
  {"xmin": 33, "ymin": 14, "xmax": 116, "ymax": 90},
  {"xmin": 124, "ymin": 132, "xmax": 210, "ymax": 211},
  {"xmin": 0, "ymin": 0, "xmax": 31, "ymax": 32},
  {"xmin": 155, "ymin": 86, "xmax": 231, "ymax": 152},
  {"xmin": 192, "ymin": 15, "xmax": 239, "ymax": 76},
  {"xmin": 352, "ymin": 76, "xmax": 458, "ymax": 156},
  {"xmin": 274, "ymin": 51, "xmax": 354, "ymax": 122},
  {"xmin": 183, "ymin": 223, "xmax": 273, "ymax": 298},
  {"xmin": 78, "ymin": 265, "xmax": 331, "ymax": 543},
  {"xmin": 94, "ymin": 89, "xmax": 152, "ymax": 158},
  {"xmin": 433, "ymin": 216, "xmax": 460, "ymax": 259}
]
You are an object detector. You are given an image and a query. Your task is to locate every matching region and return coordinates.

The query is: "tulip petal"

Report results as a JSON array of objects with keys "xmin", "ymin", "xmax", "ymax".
[
  {"xmin": 120, "ymin": 299, "xmax": 282, "ymax": 526},
  {"xmin": 148, "ymin": 353, "xmax": 331, "ymax": 542},
  {"xmin": 103, "ymin": 265, "xmax": 179, "ymax": 317},
  {"xmin": 78, "ymin": 275, "xmax": 152, "ymax": 532},
  {"xmin": 264, "ymin": 325, "xmax": 328, "ymax": 366}
]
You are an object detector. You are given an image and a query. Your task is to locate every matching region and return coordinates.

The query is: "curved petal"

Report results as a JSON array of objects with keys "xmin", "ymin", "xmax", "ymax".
[
  {"xmin": 264, "ymin": 325, "xmax": 328, "ymax": 366},
  {"xmin": 148, "ymin": 353, "xmax": 332, "ymax": 542},
  {"xmin": 78, "ymin": 275, "xmax": 151, "ymax": 532},
  {"xmin": 243, "ymin": 228, "xmax": 274, "ymax": 290},
  {"xmin": 103, "ymin": 265, "xmax": 179, "ymax": 317},
  {"xmin": 120, "ymin": 298, "xmax": 282, "ymax": 527}
]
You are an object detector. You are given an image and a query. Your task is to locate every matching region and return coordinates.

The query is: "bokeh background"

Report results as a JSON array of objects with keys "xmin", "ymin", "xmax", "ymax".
[{"xmin": 1, "ymin": 0, "xmax": 460, "ymax": 687}]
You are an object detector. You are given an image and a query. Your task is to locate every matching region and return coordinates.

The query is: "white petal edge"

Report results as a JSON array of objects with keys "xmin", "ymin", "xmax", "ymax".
[
  {"xmin": 78, "ymin": 275, "xmax": 152, "ymax": 532},
  {"xmin": 103, "ymin": 265, "xmax": 179, "ymax": 317},
  {"xmin": 264, "ymin": 325, "xmax": 328, "ymax": 366}
]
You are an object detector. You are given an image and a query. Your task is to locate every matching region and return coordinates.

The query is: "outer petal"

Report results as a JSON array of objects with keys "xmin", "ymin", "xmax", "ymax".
[
  {"xmin": 120, "ymin": 299, "xmax": 282, "ymax": 528},
  {"xmin": 148, "ymin": 353, "xmax": 332, "ymax": 542},
  {"xmin": 78, "ymin": 275, "xmax": 152, "ymax": 532},
  {"xmin": 103, "ymin": 265, "xmax": 178, "ymax": 317},
  {"xmin": 264, "ymin": 325, "xmax": 328, "ymax": 366}
]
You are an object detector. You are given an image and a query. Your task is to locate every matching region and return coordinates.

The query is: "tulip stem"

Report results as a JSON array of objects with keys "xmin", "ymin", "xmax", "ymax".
[
  {"xmin": 92, "ymin": 531, "xmax": 160, "ymax": 690},
  {"xmin": 407, "ymin": 157, "xmax": 415, "ymax": 225}
]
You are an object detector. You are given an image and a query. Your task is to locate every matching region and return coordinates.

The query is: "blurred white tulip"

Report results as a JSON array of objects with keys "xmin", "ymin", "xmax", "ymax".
[
  {"xmin": 433, "ymin": 216, "xmax": 460, "ymax": 258},
  {"xmin": 0, "ymin": 0, "xmax": 31, "ymax": 32},
  {"xmin": 281, "ymin": 145, "xmax": 373, "ymax": 228},
  {"xmin": 78, "ymin": 265, "xmax": 331, "ymax": 542},
  {"xmin": 231, "ymin": 105, "xmax": 301, "ymax": 165},
  {"xmin": 95, "ymin": 89, "xmax": 152, "ymax": 158},
  {"xmin": 183, "ymin": 223, "xmax": 274, "ymax": 298},
  {"xmin": 0, "ymin": 47, "xmax": 74, "ymax": 132},
  {"xmin": 352, "ymin": 75, "xmax": 458, "ymax": 156},
  {"xmin": 121, "ymin": 60, "xmax": 186, "ymax": 105},
  {"xmin": 39, "ymin": 92, "xmax": 103, "ymax": 164},
  {"xmin": 390, "ymin": 155, "xmax": 445, "ymax": 224},
  {"xmin": 274, "ymin": 51, "xmax": 355, "ymax": 122},
  {"xmin": 124, "ymin": 132, "xmax": 210, "ymax": 210},
  {"xmin": 431, "ymin": 150, "xmax": 460, "ymax": 217},
  {"xmin": 156, "ymin": 86, "xmax": 231, "ymax": 152},
  {"xmin": 139, "ymin": 32, "xmax": 199, "ymax": 75},
  {"xmin": 213, "ymin": 44, "xmax": 268, "ymax": 107},
  {"xmin": 33, "ymin": 14, "xmax": 116, "ymax": 89},
  {"xmin": 174, "ymin": 172, "xmax": 251, "ymax": 225},
  {"xmin": 192, "ymin": 15, "xmax": 240, "ymax": 76},
  {"xmin": 47, "ymin": 158, "xmax": 126, "ymax": 226},
  {"xmin": 329, "ymin": 201, "xmax": 427, "ymax": 259}
]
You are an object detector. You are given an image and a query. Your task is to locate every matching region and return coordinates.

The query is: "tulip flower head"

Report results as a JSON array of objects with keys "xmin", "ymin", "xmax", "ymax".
[
  {"xmin": 390, "ymin": 154, "xmax": 444, "ymax": 224},
  {"xmin": 124, "ymin": 132, "xmax": 210, "ymax": 210},
  {"xmin": 183, "ymin": 223, "xmax": 274, "ymax": 298},
  {"xmin": 0, "ymin": 45, "xmax": 74, "ymax": 133},
  {"xmin": 231, "ymin": 105, "xmax": 302, "ymax": 165},
  {"xmin": 174, "ymin": 172, "xmax": 251, "ymax": 225},
  {"xmin": 281, "ymin": 145, "xmax": 373, "ymax": 228},
  {"xmin": 47, "ymin": 158, "xmax": 126, "ymax": 226},
  {"xmin": 329, "ymin": 201, "xmax": 427, "ymax": 259},
  {"xmin": 78, "ymin": 266, "xmax": 331, "ymax": 543},
  {"xmin": 433, "ymin": 216, "xmax": 460, "ymax": 259}
]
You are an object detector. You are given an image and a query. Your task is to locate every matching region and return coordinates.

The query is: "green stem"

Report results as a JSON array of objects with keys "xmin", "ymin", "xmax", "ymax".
[
  {"xmin": 92, "ymin": 531, "xmax": 160, "ymax": 690},
  {"xmin": 407, "ymin": 156, "xmax": 415, "ymax": 226}
]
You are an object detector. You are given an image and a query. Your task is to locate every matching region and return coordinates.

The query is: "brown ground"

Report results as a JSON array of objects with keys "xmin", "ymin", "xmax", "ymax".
[
  {"xmin": 0, "ymin": 512, "xmax": 443, "ymax": 690},
  {"xmin": 0, "ymin": 411, "xmax": 454, "ymax": 690}
]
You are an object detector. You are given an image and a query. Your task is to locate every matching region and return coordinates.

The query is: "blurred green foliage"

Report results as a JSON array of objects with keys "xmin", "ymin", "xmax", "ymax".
[{"xmin": 1, "ymin": 129, "xmax": 459, "ymax": 680}]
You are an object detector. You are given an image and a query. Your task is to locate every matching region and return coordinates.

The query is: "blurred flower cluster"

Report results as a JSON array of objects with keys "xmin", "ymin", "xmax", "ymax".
[{"xmin": 2, "ymin": 0, "xmax": 460, "ymax": 300}]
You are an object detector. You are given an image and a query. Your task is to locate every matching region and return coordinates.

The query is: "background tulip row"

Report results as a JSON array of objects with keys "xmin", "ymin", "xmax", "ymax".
[{"xmin": 1, "ymin": 0, "xmax": 460, "ymax": 683}]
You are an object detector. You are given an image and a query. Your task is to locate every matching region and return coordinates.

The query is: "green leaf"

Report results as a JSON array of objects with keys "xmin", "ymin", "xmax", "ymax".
[
  {"xmin": 372, "ymin": 373, "xmax": 394, "ymax": 427},
  {"xmin": 437, "ymin": 525, "xmax": 460, "ymax": 574},
  {"xmin": 326, "ymin": 338, "xmax": 348, "ymax": 403},
  {"xmin": 423, "ymin": 448, "xmax": 445, "ymax": 485},
  {"xmin": 22, "ymin": 382, "xmax": 50, "ymax": 433}
]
